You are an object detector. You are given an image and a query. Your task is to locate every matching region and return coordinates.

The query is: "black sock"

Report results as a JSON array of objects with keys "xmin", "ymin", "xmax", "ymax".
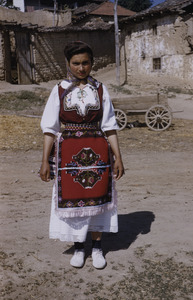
[
  {"xmin": 74, "ymin": 242, "xmax": 84, "ymax": 250},
  {"xmin": 92, "ymin": 240, "xmax": 102, "ymax": 249}
]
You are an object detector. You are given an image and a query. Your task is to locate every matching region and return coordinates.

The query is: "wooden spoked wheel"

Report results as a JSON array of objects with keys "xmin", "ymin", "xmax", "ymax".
[
  {"xmin": 145, "ymin": 105, "xmax": 172, "ymax": 131},
  {"xmin": 114, "ymin": 109, "xmax": 127, "ymax": 130}
]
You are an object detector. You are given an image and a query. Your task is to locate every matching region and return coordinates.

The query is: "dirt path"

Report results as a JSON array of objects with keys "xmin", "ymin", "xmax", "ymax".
[
  {"xmin": 1, "ymin": 117, "xmax": 193, "ymax": 299},
  {"xmin": 1, "ymin": 70, "xmax": 193, "ymax": 299}
]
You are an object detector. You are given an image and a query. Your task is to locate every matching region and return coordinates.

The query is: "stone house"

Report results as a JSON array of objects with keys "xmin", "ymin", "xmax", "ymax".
[
  {"xmin": 0, "ymin": 6, "xmax": 72, "ymax": 84},
  {"xmin": 0, "ymin": 20, "xmax": 114, "ymax": 84},
  {"xmin": 13, "ymin": 0, "xmax": 58, "ymax": 12},
  {"xmin": 72, "ymin": 1, "xmax": 135, "ymax": 24},
  {"xmin": 27, "ymin": 21, "xmax": 115, "ymax": 84},
  {"xmin": 120, "ymin": 0, "xmax": 193, "ymax": 82},
  {"xmin": 0, "ymin": 1, "xmax": 135, "ymax": 84}
]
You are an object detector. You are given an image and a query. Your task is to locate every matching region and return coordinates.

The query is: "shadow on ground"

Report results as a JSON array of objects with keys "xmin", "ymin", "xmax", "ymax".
[
  {"xmin": 102, "ymin": 211, "xmax": 155, "ymax": 255},
  {"xmin": 64, "ymin": 211, "xmax": 155, "ymax": 256}
]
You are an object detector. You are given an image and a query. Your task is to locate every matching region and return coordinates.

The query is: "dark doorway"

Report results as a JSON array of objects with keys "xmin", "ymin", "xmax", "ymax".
[
  {"xmin": 15, "ymin": 31, "xmax": 33, "ymax": 84},
  {"xmin": 3, "ymin": 30, "xmax": 12, "ymax": 83}
]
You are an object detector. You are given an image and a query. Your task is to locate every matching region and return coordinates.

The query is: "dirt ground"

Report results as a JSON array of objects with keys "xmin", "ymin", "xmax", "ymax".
[{"xmin": 1, "ymin": 67, "xmax": 193, "ymax": 300}]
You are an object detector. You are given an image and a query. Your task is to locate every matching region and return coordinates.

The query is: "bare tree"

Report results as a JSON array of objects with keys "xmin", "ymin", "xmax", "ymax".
[
  {"xmin": 0, "ymin": 0, "xmax": 7, "ymax": 6},
  {"xmin": 114, "ymin": 0, "xmax": 120, "ymax": 85},
  {"xmin": 0, "ymin": 0, "xmax": 19, "ymax": 9}
]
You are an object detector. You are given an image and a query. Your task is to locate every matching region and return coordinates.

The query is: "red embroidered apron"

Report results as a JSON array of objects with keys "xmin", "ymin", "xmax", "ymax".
[{"xmin": 54, "ymin": 84, "xmax": 115, "ymax": 218}]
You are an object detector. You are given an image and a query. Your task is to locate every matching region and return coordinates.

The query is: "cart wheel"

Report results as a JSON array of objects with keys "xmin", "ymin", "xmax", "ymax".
[
  {"xmin": 114, "ymin": 109, "xmax": 127, "ymax": 130},
  {"xmin": 145, "ymin": 105, "xmax": 172, "ymax": 131}
]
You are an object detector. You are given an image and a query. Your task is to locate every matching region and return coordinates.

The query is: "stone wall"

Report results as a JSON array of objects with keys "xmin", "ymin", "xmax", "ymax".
[
  {"xmin": 0, "ymin": 7, "xmax": 115, "ymax": 83},
  {"xmin": 0, "ymin": 31, "xmax": 4, "ymax": 81},
  {"xmin": 122, "ymin": 14, "xmax": 193, "ymax": 81},
  {"xmin": 32, "ymin": 30, "xmax": 115, "ymax": 82},
  {"xmin": 0, "ymin": 6, "xmax": 71, "ymax": 27},
  {"xmin": 32, "ymin": 32, "xmax": 66, "ymax": 82},
  {"xmin": 0, "ymin": 27, "xmax": 115, "ymax": 83}
]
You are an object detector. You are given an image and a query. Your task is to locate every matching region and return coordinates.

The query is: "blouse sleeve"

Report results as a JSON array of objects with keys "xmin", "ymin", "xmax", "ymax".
[
  {"xmin": 100, "ymin": 84, "xmax": 119, "ymax": 132},
  {"xmin": 40, "ymin": 84, "xmax": 61, "ymax": 135}
]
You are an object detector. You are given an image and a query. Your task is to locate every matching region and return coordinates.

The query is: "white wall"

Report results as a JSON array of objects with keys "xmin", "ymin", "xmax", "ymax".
[
  {"xmin": 124, "ymin": 15, "xmax": 193, "ymax": 80},
  {"xmin": 0, "ymin": 6, "xmax": 71, "ymax": 27},
  {"xmin": 13, "ymin": 0, "xmax": 25, "ymax": 12}
]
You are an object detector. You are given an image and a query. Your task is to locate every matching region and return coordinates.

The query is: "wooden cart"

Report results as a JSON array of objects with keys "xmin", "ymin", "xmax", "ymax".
[{"xmin": 112, "ymin": 93, "xmax": 172, "ymax": 131}]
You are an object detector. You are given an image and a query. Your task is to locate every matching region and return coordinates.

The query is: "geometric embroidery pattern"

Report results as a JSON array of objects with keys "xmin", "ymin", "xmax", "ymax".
[
  {"xmin": 66, "ymin": 148, "xmax": 108, "ymax": 189},
  {"xmin": 57, "ymin": 128, "xmax": 112, "ymax": 209}
]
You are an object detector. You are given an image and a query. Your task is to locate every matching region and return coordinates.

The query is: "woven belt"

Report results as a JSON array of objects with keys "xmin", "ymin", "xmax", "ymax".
[{"xmin": 63, "ymin": 122, "xmax": 99, "ymax": 130}]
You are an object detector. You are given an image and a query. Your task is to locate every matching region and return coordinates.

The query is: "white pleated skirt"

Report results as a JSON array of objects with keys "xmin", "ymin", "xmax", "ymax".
[{"xmin": 49, "ymin": 186, "xmax": 118, "ymax": 243}]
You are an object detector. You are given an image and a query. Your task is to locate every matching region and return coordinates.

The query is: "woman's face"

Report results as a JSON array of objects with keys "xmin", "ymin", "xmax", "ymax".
[{"xmin": 69, "ymin": 52, "xmax": 92, "ymax": 81}]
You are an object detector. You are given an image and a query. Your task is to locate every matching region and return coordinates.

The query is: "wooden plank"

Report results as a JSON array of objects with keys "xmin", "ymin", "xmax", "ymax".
[
  {"xmin": 3, "ymin": 31, "xmax": 12, "ymax": 83},
  {"xmin": 15, "ymin": 32, "xmax": 32, "ymax": 84},
  {"xmin": 126, "ymin": 110, "xmax": 147, "ymax": 113},
  {"xmin": 112, "ymin": 95, "xmax": 167, "ymax": 111}
]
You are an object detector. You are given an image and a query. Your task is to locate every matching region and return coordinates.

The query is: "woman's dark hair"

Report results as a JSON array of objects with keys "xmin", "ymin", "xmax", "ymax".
[{"xmin": 64, "ymin": 41, "xmax": 93, "ymax": 64}]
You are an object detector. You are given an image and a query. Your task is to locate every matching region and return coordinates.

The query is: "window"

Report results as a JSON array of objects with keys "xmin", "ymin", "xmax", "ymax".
[
  {"xmin": 152, "ymin": 24, "xmax": 157, "ymax": 35},
  {"xmin": 153, "ymin": 58, "xmax": 161, "ymax": 70}
]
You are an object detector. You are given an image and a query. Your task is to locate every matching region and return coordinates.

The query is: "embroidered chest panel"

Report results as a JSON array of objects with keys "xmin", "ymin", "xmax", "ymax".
[
  {"xmin": 64, "ymin": 86, "xmax": 100, "ymax": 117},
  {"xmin": 59, "ymin": 83, "xmax": 103, "ymax": 124}
]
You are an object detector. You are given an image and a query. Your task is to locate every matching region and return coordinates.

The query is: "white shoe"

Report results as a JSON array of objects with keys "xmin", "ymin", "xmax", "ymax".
[
  {"xmin": 92, "ymin": 248, "xmax": 106, "ymax": 269},
  {"xmin": 70, "ymin": 250, "xmax": 85, "ymax": 268}
]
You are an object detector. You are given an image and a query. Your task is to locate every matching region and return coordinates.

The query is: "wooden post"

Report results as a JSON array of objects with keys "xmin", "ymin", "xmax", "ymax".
[
  {"xmin": 53, "ymin": 0, "xmax": 57, "ymax": 27},
  {"xmin": 114, "ymin": 0, "xmax": 120, "ymax": 86}
]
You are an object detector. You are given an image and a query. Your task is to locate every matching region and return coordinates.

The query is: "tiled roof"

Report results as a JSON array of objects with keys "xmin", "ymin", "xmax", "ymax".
[
  {"xmin": 90, "ymin": 2, "xmax": 136, "ymax": 16},
  {"xmin": 65, "ymin": 18, "xmax": 112, "ymax": 31},
  {"xmin": 73, "ymin": 3, "xmax": 99, "ymax": 16},
  {"xmin": 143, "ymin": 0, "xmax": 192, "ymax": 13},
  {"xmin": 122, "ymin": 0, "xmax": 193, "ymax": 21}
]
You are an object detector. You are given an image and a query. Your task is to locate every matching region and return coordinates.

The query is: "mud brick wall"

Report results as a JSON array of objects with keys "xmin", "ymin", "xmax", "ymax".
[
  {"xmin": 0, "ymin": 7, "xmax": 71, "ymax": 28},
  {"xmin": 0, "ymin": 31, "xmax": 11, "ymax": 82},
  {"xmin": 0, "ymin": 31, "xmax": 4, "ymax": 81},
  {"xmin": 32, "ymin": 32, "xmax": 66, "ymax": 82},
  {"xmin": 123, "ymin": 14, "xmax": 193, "ymax": 80},
  {"xmin": 32, "ymin": 30, "xmax": 115, "ymax": 82}
]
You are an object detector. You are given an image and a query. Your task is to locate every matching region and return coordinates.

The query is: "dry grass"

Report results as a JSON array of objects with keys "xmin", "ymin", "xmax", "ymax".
[{"xmin": 0, "ymin": 89, "xmax": 49, "ymax": 116}]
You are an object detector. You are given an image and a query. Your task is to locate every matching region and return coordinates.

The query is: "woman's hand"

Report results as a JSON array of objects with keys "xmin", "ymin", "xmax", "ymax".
[
  {"xmin": 40, "ymin": 161, "xmax": 51, "ymax": 182},
  {"xmin": 105, "ymin": 130, "xmax": 125, "ymax": 180},
  {"xmin": 40, "ymin": 133, "xmax": 55, "ymax": 182},
  {"xmin": 113, "ymin": 157, "xmax": 124, "ymax": 181}
]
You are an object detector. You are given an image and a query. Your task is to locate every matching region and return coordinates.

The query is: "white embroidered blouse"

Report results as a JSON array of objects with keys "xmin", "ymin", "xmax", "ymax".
[{"xmin": 41, "ymin": 80, "xmax": 119, "ymax": 135}]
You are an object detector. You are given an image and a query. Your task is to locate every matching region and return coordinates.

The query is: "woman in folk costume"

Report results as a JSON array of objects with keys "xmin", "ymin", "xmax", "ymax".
[{"xmin": 40, "ymin": 41, "xmax": 124, "ymax": 269}]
